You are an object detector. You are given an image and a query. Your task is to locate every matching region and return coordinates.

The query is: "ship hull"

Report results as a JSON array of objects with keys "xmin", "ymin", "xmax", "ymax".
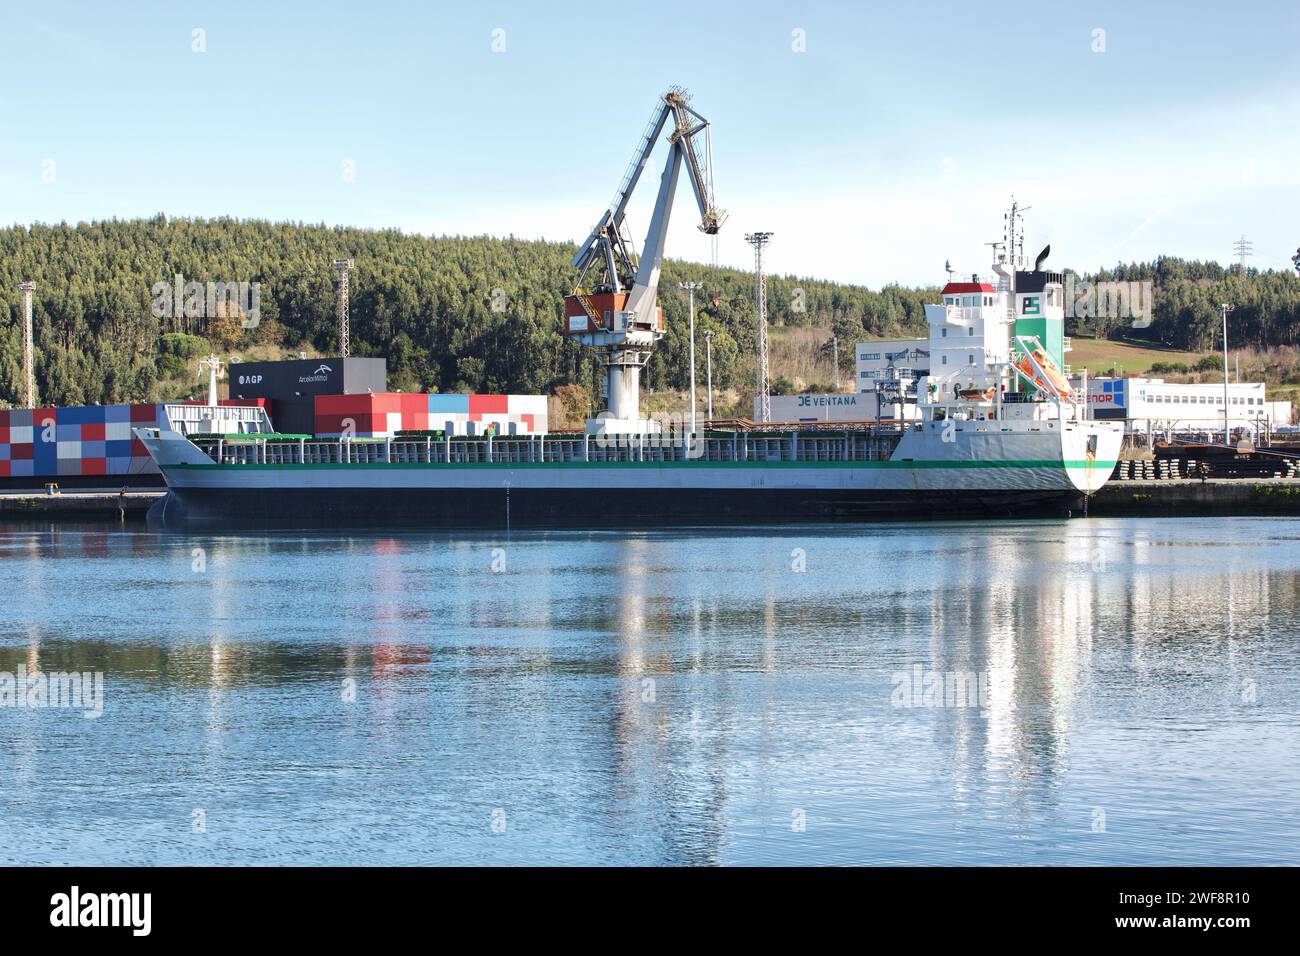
[
  {"xmin": 149, "ymin": 482, "xmax": 1084, "ymax": 530},
  {"xmin": 139, "ymin": 418, "xmax": 1124, "ymax": 531}
]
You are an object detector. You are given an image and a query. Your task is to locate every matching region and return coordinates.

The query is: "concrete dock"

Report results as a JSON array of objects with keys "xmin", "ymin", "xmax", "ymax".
[
  {"xmin": 0, "ymin": 490, "xmax": 163, "ymax": 521},
  {"xmin": 1090, "ymin": 478, "xmax": 1300, "ymax": 516}
]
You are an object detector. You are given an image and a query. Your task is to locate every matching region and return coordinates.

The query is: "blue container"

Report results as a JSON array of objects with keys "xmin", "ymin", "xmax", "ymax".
[
  {"xmin": 34, "ymin": 434, "xmax": 57, "ymax": 475},
  {"xmin": 56, "ymin": 423, "xmax": 82, "ymax": 442},
  {"xmin": 428, "ymin": 394, "xmax": 470, "ymax": 414},
  {"xmin": 60, "ymin": 405, "xmax": 106, "ymax": 425},
  {"xmin": 104, "ymin": 404, "xmax": 132, "ymax": 424},
  {"xmin": 105, "ymin": 439, "xmax": 133, "ymax": 458}
]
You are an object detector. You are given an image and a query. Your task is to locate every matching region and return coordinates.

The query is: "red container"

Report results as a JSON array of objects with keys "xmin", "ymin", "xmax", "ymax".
[
  {"xmin": 10, "ymin": 444, "xmax": 33, "ymax": 460},
  {"xmin": 130, "ymin": 404, "xmax": 156, "ymax": 423},
  {"xmin": 0, "ymin": 410, "xmax": 8, "ymax": 428},
  {"xmin": 315, "ymin": 394, "xmax": 375, "ymax": 415},
  {"xmin": 130, "ymin": 438, "xmax": 149, "ymax": 457},
  {"xmin": 0, "ymin": 461, "xmax": 9, "ymax": 477},
  {"xmin": 82, "ymin": 458, "xmax": 107, "ymax": 476},
  {"xmin": 379, "ymin": 394, "xmax": 404, "ymax": 414},
  {"xmin": 469, "ymin": 394, "xmax": 508, "ymax": 415},
  {"xmin": 314, "ymin": 413, "xmax": 380, "ymax": 434},
  {"xmin": 34, "ymin": 407, "xmax": 57, "ymax": 428},
  {"xmin": 82, "ymin": 422, "xmax": 106, "ymax": 442}
]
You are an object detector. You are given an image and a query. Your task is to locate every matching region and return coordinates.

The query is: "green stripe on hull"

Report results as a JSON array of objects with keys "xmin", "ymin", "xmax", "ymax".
[{"xmin": 167, "ymin": 458, "xmax": 1114, "ymax": 471}]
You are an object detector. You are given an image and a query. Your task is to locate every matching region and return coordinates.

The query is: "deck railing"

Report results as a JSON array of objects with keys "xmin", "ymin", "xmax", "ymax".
[{"xmin": 192, "ymin": 430, "xmax": 906, "ymax": 468}]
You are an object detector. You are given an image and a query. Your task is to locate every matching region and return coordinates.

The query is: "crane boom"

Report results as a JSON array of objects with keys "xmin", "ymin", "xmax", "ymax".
[{"xmin": 564, "ymin": 88, "xmax": 725, "ymax": 434}]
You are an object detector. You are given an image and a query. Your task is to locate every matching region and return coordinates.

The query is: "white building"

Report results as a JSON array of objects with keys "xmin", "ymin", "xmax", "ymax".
[{"xmin": 1082, "ymin": 376, "xmax": 1293, "ymax": 435}]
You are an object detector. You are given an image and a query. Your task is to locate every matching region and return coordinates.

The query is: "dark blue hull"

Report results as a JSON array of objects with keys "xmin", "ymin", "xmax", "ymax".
[{"xmin": 148, "ymin": 485, "xmax": 1085, "ymax": 531}]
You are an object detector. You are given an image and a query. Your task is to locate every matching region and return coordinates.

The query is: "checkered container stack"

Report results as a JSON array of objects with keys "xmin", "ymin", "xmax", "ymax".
[{"xmin": 0, "ymin": 404, "xmax": 164, "ymax": 479}]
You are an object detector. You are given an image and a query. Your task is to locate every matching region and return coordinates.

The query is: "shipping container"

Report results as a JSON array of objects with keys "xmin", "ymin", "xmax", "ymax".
[{"xmin": 229, "ymin": 357, "xmax": 387, "ymax": 401}]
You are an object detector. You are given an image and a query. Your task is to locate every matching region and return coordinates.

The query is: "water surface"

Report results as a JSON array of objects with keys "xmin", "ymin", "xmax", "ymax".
[{"xmin": 1, "ymin": 517, "xmax": 1297, "ymax": 865}]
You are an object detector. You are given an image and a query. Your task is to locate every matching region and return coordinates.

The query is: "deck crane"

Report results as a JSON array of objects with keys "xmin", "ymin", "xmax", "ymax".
[{"xmin": 563, "ymin": 87, "xmax": 725, "ymax": 433}]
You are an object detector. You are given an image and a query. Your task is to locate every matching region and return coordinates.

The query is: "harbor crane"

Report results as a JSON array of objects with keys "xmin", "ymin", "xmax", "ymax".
[{"xmin": 564, "ymin": 87, "xmax": 725, "ymax": 432}]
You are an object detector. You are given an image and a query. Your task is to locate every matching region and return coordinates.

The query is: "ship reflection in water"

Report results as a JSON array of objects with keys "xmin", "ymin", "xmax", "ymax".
[{"xmin": 1, "ymin": 518, "xmax": 1297, "ymax": 865}]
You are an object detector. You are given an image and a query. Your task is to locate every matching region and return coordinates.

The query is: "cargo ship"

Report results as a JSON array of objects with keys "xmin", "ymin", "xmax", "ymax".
[
  {"xmin": 136, "ymin": 94, "xmax": 1121, "ymax": 529},
  {"xmin": 137, "ymin": 217, "xmax": 1123, "ymax": 529}
]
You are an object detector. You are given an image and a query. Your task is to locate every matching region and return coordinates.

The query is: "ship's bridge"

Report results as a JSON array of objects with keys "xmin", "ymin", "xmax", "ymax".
[{"xmin": 924, "ymin": 280, "xmax": 1012, "ymax": 398}]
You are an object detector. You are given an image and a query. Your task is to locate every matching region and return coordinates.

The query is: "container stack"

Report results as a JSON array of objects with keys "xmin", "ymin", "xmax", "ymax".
[
  {"xmin": 314, "ymin": 393, "xmax": 548, "ymax": 438},
  {"xmin": 0, "ymin": 404, "xmax": 163, "ymax": 479}
]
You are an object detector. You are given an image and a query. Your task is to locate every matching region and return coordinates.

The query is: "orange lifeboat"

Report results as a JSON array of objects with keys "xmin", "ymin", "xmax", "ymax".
[{"xmin": 1014, "ymin": 347, "xmax": 1072, "ymax": 399}]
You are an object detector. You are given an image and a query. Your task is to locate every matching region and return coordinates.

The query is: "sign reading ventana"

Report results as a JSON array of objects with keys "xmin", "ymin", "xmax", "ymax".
[{"xmin": 761, "ymin": 393, "xmax": 865, "ymax": 422}]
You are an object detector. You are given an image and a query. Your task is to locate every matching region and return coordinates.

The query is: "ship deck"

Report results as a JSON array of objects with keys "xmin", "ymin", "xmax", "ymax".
[{"xmin": 190, "ymin": 428, "xmax": 908, "ymax": 467}]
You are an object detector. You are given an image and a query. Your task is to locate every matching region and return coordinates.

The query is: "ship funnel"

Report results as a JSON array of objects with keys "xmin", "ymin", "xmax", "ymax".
[{"xmin": 1034, "ymin": 244, "xmax": 1051, "ymax": 271}]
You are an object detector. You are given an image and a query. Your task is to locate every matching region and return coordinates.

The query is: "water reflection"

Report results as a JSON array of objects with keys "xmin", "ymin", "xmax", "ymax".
[{"xmin": 0, "ymin": 519, "xmax": 1296, "ymax": 865}]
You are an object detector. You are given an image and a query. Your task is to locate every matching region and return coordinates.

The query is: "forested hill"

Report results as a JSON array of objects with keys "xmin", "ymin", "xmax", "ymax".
[
  {"xmin": 0, "ymin": 216, "xmax": 934, "ymax": 408},
  {"xmin": 2, "ymin": 217, "xmax": 1298, "ymax": 409},
  {"xmin": 1084, "ymin": 257, "xmax": 1300, "ymax": 351}
]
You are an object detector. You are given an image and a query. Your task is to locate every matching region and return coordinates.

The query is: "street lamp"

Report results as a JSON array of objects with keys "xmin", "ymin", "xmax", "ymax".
[
  {"xmin": 1221, "ymin": 303, "xmax": 1234, "ymax": 446},
  {"xmin": 679, "ymin": 281, "xmax": 703, "ymax": 434},
  {"xmin": 703, "ymin": 329, "xmax": 715, "ymax": 422}
]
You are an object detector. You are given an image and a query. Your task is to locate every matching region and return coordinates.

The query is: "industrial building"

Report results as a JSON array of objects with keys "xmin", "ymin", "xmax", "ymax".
[{"xmin": 1081, "ymin": 376, "xmax": 1293, "ymax": 436}]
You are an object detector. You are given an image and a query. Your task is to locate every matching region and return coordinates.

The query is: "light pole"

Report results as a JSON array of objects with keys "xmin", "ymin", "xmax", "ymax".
[
  {"xmin": 822, "ymin": 335, "xmax": 839, "ymax": 390},
  {"xmin": 18, "ymin": 281, "xmax": 35, "ymax": 409},
  {"xmin": 703, "ymin": 329, "xmax": 714, "ymax": 422},
  {"xmin": 679, "ymin": 281, "xmax": 702, "ymax": 434},
  {"xmin": 1221, "ymin": 303, "xmax": 1234, "ymax": 446}
]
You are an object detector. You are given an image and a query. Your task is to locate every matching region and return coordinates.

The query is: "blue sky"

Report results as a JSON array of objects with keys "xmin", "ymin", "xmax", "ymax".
[{"xmin": 2, "ymin": 0, "xmax": 1298, "ymax": 286}]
